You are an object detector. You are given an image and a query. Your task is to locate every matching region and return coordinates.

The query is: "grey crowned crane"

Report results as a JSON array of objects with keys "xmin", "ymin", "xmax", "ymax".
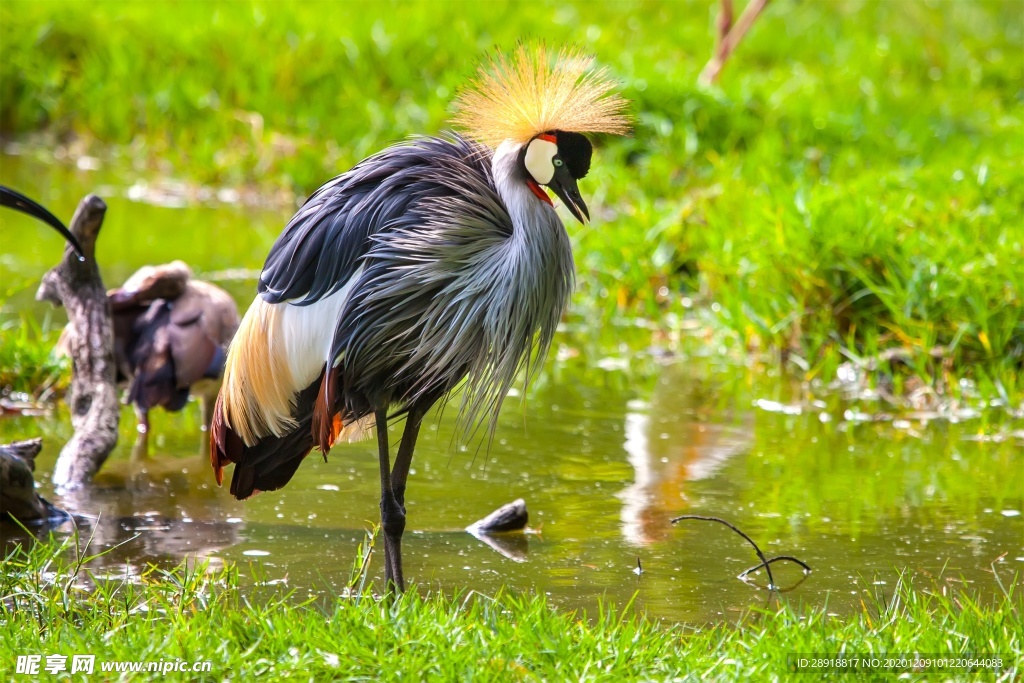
[{"xmin": 211, "ymin": 46, "xmax": 630, "ymax": 591}]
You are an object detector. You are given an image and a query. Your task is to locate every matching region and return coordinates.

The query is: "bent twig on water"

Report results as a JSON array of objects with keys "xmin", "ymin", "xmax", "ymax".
[
  {"xmin": 670, "ymin": 514, "xmax": 811, "ymax": 591},
  {"xmin": 737, "ymin": 554, "xmax": 812, "ymax": 581}
]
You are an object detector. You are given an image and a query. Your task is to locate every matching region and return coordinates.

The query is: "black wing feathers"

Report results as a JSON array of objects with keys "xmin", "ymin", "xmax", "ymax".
[
  {"xmin": 228, "ymin": 377, "xmax": 321, "ymax": 499},
  {"xmin": 258, "ymin": 135, "xmax": 493, "ymax": 305}
]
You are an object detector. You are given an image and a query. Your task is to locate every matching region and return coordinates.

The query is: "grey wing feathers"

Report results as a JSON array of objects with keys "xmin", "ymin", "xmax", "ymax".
[{"xmin": 258, "ymin": 134, "xmax": 500, "ymax": 305}]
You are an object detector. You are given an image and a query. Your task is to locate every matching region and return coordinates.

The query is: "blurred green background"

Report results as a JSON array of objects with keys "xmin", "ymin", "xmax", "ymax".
[{"xmin": 1, "ymin": 0, "xmax": 1022, "ymax": 400}]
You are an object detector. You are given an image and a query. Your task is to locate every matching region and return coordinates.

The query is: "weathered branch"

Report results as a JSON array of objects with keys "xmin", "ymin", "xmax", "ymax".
[
  {"xmin": 699, "ymin": 0, "xmax": 770, "ymax": 86},
  {"xmin": 36, "ymin": 195, "xmax": 119, "ymax": 490},
  {"xmin": 714, "ymin": 0, "xmax": 734, "ymax": 61}
]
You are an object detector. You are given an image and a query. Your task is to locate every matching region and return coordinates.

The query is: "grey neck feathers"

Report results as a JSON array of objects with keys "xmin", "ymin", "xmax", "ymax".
[
  {"xmin": 492, "ymin": 141, "xmax": 559, "ymax": 240},
  {"xmin": 337, "ymin": 136, "xmax": 575, "ymax": 444},
  {"xmin": 422, "ymin": 139, "xmax": 575, "ymax": 440},
  {"xmin": 440, "ymin": 140, "xmax": 574, "ymax": 435}
]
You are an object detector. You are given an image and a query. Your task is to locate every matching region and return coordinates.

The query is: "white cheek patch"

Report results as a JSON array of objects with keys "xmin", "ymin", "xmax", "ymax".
[{"xmin": 524, "ymin": 138, "xmax": 558, "ymax": 185}]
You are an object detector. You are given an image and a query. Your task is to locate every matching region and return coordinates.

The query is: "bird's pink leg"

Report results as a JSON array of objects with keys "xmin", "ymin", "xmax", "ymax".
[{"xmin": 135, "ymin": 406, "xmax": 150, "ymax": 434}]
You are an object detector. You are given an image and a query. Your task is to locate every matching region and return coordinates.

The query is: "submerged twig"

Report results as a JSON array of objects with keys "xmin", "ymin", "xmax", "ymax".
[
  {"xmin": 671, "ymin": 514, "xmax": 776, "ymax": 589},
  {"xmin": 670, "ymin": 515, "xmax": 811, "ymax": 591},
  {"xmin": 737, "ymin": 555, "xmax": 812, "ymax": 580}
]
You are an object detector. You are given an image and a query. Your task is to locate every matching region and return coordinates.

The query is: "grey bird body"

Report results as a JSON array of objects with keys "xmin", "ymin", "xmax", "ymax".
[
  {"xmin": 335, "ymin": 136, "xmax": 574, "ymax": 435},
  {"xmin": 212, "ymin": 46, "xmax": 627, "ymax": 592},
  {"xmin": 213, "ymin": 134, "xmax": 574, "ymax": 497}
]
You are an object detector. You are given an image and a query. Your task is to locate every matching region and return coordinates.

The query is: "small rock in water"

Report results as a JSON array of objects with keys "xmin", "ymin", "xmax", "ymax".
[
  {"xmin": 1001, "ymin": 510, "xmax": 1021, "ymax": 518},
  {"xmin": 243, "ymin": 550, "xmax": 270, "ymax": 557},
  {"xmin": 754, "ymin": 399, "xmax": 802, "ymax": 416}
]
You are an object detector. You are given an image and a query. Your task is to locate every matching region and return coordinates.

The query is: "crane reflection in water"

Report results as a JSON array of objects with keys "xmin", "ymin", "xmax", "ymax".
[{"xmin": 617, "ymin": 368, "xmax": 753, "ymax": 546}]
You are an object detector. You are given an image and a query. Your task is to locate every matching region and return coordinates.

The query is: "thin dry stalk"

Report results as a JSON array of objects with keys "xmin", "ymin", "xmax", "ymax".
[{"xmin": 699, "ymin": 0, "xmax": 771, "ymax": 86}]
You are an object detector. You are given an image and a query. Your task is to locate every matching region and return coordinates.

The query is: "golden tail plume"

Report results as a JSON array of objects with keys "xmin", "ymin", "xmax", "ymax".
[{"xmin": 219, "ymin": 299, "xmax": 297, "ymax": 446}]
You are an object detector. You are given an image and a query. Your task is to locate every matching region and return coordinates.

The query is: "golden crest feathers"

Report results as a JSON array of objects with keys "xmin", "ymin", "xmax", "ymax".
[{"xmin": 452, "ymin": 44, "xmax": 631, "ymax": 148}]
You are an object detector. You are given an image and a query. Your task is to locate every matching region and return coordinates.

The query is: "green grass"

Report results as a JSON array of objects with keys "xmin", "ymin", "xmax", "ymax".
[
  {"xmin": 1, "ymin": 533, "xmax": 1020, "ymax": 681},
  {"xmin": 1, "ymin": 0, "xmax": 1021, "ymax": 399},
  {"xmin": 0, "ymin": 314, "xmax": 67, "ymax": 398}
]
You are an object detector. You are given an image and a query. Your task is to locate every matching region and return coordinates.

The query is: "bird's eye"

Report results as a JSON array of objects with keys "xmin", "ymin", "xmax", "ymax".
[{"xmin": 553, "ymin": 158, "xmax": 564, "ymax": 167}]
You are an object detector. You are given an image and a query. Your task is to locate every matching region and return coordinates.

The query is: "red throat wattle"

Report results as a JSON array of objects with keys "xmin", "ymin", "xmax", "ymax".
[{"xmin": 527, "ymin": 179, "xmax": 553, "ymax": 205}]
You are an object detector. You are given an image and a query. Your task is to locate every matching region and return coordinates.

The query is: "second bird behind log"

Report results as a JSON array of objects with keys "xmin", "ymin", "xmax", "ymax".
[{"xmin": 60, "ymin": 261, "xmax": 240, "ymax": 448}]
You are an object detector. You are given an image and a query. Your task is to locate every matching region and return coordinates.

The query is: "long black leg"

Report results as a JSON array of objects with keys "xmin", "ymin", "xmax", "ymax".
[
  {"xmin": 391, "ymin": 403, "xmax": 426, "ymax": 510},
  {"xmin": 375, "ymin": 408, "xmax": 405, "ymax": 592}
]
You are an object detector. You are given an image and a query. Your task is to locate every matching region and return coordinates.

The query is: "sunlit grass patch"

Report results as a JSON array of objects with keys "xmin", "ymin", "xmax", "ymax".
[
  {"xmin": 0, "ymin": 314, "xmax": 67, "ymax": 399},
  {"xmin": 1, "ymin": 532, "xmax": 1020, "ymax": 681}
]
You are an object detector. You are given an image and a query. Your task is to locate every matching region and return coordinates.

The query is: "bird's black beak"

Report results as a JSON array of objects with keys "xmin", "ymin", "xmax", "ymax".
[
  {"xmin": 0, "ymin": 186, "xmax": 85, "ymax": 259},
  {"xmin": 548, "ymin": 166, "xmax": 590, "ymax": 224}
]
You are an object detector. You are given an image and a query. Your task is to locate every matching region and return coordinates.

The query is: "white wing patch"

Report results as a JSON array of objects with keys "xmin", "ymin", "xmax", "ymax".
[
  {"xmin": 280, "ymin": 266, "xmax": 362, "ymax": 388},
  {"xmin": 220, "ymin": 267, "xmax": 362, "ymax": 446}
]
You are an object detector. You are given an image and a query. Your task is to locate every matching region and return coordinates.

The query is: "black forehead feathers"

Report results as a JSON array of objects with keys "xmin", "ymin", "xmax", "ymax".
[{"xmin": 553, "ymin": 130, "xmax": 592, "ymax": 179}]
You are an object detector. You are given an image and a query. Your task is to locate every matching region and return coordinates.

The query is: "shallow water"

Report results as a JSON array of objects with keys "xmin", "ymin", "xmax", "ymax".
[{"xmin": 2, "ymin": 154, "xmax": 1022, "ymax": 623}]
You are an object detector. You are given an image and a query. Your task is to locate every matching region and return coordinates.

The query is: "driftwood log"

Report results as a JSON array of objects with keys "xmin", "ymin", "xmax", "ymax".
[
  {"xmin": 466, "ymin": 499, "xmax": 530, "ymax": 563},
  {"xmin": 0, "ymin": 438, "xmax": 67, "ymax": 523},
  {"xmin": 466, "ymin": 498, "xmax": 529, "ymax": 534},
  {"xmin": 36, "ymin": 195, "xmax": 119, "ymax": 490}
]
